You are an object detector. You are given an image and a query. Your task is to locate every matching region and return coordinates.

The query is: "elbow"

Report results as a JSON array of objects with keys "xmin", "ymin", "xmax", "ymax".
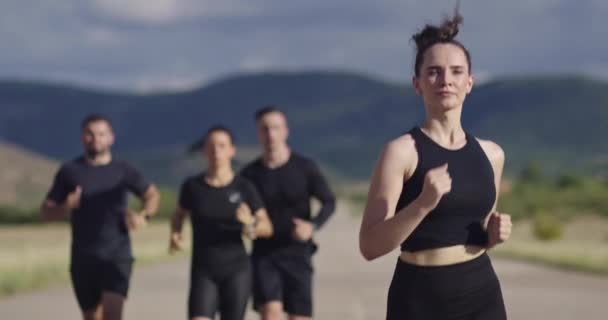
[
  {"xmin": 146, "ymin": 185, "xmax": 161, "ymax": 213},
  {"xmin": 327, "ymin": 197, "xmax": 337, "ymax": 213},
  {"xmin": 360, "ymin": 246, "xmax": 380, "ymax": 261},
  {"xmin": 268, "ymin": 223, "xmax": 274, "ymax": 237},
  {"xmin": 319, "ymin": 194, "xmax": 336, "ymax": 212},
  {"xmin": 40, "ymin": 200, "xmax": 68, "ymax": 222},
  {"xmin": 359, "ymin": 237, "xmax": 380, "ymax": 261},
  {"xmin": 320, "ymin": 199, "xmax": 337, "ymax": 223},
  {"xmin": 40, "ymin": 209, "xmax": 57, "ymax": 222},
  {"xmin": 359, "ymin": 227, "xmax": 394, "ymax": 261},
  {"xmin": 152, "ymin": 188, "xmax": 161, "ymax": 205}
]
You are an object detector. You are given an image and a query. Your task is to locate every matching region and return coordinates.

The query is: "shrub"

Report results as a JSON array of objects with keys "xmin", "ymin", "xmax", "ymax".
[{"xmin": 533, "ymin": 212, "xmax": 564, "ymax": 241}]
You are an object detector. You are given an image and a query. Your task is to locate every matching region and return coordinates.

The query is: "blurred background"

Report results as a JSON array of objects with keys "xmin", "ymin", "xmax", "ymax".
[{"xmin": 1, "ymin": 1, "xmax": 607, "ymax": 319}]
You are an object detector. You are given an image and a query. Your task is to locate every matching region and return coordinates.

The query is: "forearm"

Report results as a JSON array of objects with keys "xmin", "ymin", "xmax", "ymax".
[
  {"xmin": 170, "ymin": 211, "xmax": 185, "ymax": 234},
  {"xmin": 482, "ymin": 199, "xmax": 498, "ymax": 248},
  {"xmin": 140, "ymin": 185, "xmax": 160, "ymax": 217},
  {"xmin": 254, "ymin": 215, "xmax": 273, "ymax": 238},
  {"xmin": 311, "ymin": 196, "xmax": 336, "ymax": 230},
  {"xmin": 41, "ymin": 203, "xmax": 70, "ymax": 221},
  {"xmin": 482, "ymin": 216, "xmax": 494, "ymax": 250},
  {"xmin": 360, "ymin": 199, "xmax": 431, "ymax": 260}
]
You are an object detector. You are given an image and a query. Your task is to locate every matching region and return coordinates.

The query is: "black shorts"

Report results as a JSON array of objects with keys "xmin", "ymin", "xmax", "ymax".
[
  {"xmin": 189, "ymin": 264, "xmax": 252, "ymax": 320},
  {"xmin": 387, "ymin": 253, "xmax": 506, "ymax": 320},
  {"xmin": 70, "ymin": 256, "xmax": 133, "ymax": 311},
  {"xmin": 252, "ymin": 253, "xmax": 314, "ymax": 317}
]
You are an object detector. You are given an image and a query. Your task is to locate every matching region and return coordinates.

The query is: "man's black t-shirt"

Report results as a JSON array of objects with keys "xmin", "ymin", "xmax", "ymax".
[
  {"xmin": 179, "ymin": 174, "xmax": 264, "ymax": 275},
  {"xmin": 46, "ymin": 157, "xmax": 150, "ymax": 261},
  {"xmin": 240, "ymin": 153, "xmax": 336, "ymax": 257}
]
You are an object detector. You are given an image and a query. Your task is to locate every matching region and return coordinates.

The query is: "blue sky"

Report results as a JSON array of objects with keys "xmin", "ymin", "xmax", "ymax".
[{"xmin": 0, "ymin": 0, "xmax": 604, "ymax": 92}]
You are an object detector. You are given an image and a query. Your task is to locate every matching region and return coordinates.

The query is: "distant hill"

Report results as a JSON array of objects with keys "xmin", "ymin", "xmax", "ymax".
[
  {"xmin": 1, "ymin": 72, "xmax": 607, "ymax": 183},
  {"xmin": 0, "ymin": 142, "xmax": 58, "ymax": 206}
]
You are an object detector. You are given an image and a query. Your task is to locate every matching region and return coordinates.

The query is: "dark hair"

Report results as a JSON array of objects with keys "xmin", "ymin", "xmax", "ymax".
[
  {"xmin": 412, "ymin": 4, "xmax": 471, "ymax": 77},
  {"xmin": 254, "ymin": 105, "xmax": 286, "ymax": 121},
  {"xmin": 188, "ymin": 125, "xmax": 234, "ymax": 153},
  {"xmin": 81, "ymin": 113, "xmax": 112, "ymax": 130}
]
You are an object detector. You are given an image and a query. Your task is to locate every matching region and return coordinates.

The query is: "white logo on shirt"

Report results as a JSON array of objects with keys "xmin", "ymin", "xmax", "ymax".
[{"xmin": 229, "ymin": 192, "xmax": 242, "ymax": 204}]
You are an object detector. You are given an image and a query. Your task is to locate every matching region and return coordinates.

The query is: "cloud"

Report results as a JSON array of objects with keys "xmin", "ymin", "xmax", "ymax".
[
  {"xmin": 89, "ymin": 0, "xmax": 259, "ymax": 25},
  {"xmin": 130, "ymin": 74, "xmax": 206, "ymax": 93},
  {"xmin": 240, "ymin": 56, "xmax": 277, "ymax": 72},
  {"xmin": 0, "ymin": 0, "xmax": 605, "ymax": 91},
  {"xmin": 84, "ymin": 26, "xmax": 122, "ymax": 47}
]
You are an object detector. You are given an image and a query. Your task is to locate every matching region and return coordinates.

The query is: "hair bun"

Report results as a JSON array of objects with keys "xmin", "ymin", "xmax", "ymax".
[{"xmin": 412, "ymin": 8, "xmax": 463, "ymax": 51}]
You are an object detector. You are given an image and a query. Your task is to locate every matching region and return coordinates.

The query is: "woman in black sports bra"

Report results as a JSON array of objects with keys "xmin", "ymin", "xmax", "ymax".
[
  {"xmin": 359, "ymin": 8, "xmax": 512, "ymax": 320},
  {"xmin": 169, "ymin": 125, "xmax": 273, "ymax": 320}
]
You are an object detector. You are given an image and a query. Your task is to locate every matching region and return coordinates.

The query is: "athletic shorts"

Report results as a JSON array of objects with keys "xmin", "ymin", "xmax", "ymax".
[
  {"xmin": 189, "ymin": 264, "xmax": 252, "ymax": 319},
  {"xmin": 252, "ymin": 253, "xmax": 314, "ymax": 317},
  {"xmin": 387, "ymin": 253, "xmax": 506, "ymax": 320},
  {"xmin": 70, "ymin": 256, "xmax": 133, "ymax": 311}
]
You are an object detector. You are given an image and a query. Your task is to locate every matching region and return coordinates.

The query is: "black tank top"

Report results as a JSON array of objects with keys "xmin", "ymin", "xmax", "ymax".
[{"xmin": 397, "ymin": 127, "xmax": 495, "ymax": 252}]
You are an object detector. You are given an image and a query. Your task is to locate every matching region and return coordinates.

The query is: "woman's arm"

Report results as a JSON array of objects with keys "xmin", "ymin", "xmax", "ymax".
[
  {"xmin": 252, "ymin": 208, "xmax": 273, "ymax": 238},
  {"xmin": 169, "ymin": 206, "xmax": 188, "ymax": 253},
  {"xmin": 359, "ymin": 134, "xmax": 454, "ymax": 261},
  {"xmin": 478, "ymin": 139, "xmax": 512, "ymax": 248}
]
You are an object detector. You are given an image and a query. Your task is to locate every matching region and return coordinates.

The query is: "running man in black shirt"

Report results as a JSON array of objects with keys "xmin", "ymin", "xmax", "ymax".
[
  {"xmin": 169, "ymin": 125, "xmax": 273, "ymax": 320},
  {"xmin": 41, "ymin": 114, "xmax": 160, "ymax": 320},
  {"xmin": 241, "ymin": 107, "xmax": 336, "ymax": 320}
]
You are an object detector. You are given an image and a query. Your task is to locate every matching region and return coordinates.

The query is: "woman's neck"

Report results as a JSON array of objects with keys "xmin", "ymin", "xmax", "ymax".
[
  {"xmin": 421, "ymin": 108, "xmax": 466, "ymax": 148},
  {"xmin": 205, "ymin": 165, "xmax": 234, "ymax": 187}
]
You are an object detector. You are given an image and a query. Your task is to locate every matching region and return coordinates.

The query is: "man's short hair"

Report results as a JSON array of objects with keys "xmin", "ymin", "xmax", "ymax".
[
  {"xmin": 81, "ymin": 114, "xmax": 112, "ymax": 130},
  {"xmin": 254, "ymin": 106, "xmax": 286, "ymax": 121}
]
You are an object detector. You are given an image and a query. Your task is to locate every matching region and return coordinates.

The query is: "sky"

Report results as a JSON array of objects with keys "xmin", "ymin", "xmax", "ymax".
[{"xmin": 0, "ymin": 0, "xmax": 605, "ymax": 92}]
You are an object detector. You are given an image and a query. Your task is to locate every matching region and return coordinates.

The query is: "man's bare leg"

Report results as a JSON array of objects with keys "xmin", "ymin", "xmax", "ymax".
[
  {"xmin": 260, "ymin": 301, "xmax": 284, "ymax": 320},
  {"xmin": 82, "ymin": 304, "xmax": 102, "ymax": 320},
  {"xmin": 101, "ymin": 292, "xmax": 125, "ymax": 320}
]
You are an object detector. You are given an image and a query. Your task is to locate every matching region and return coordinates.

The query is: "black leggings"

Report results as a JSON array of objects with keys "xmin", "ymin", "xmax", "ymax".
[
  {"xmin": 387, "ymin": 253, "xmax": 506, "ymax": 320},
  {"xmin": 188, "ymin": 264, "xmax": 251, "ymax": 320}
]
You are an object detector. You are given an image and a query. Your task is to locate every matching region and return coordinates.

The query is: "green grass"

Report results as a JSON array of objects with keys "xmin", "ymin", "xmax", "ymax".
[
  {"xmin": 0, "ymin": 186, "xmax": 178, "ymax": 224},
  {"xmin": 0, "ymin": 263, "xmax": 68, "ymax": 296},
  {"xmin": 0, "ymin": 222, "xmax": 190, "ymax": 297},
  {"xmin": 492, "ymin": 215, "xmax": 608, "ymax": 274},
  {"xmin": 500, "ymin": 169, "xmax": 608, "ymax": 220},
  {"xmin": 0, "ymin": 205, "xmax": 39, "ymax": 224}
]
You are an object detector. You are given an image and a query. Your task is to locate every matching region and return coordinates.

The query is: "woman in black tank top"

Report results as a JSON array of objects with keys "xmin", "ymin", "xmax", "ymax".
[
  {"xmin": 169, "ymin": 125, "xmax": 273, "ymax": 320},
  {"xmin": 359, "ymin": 7, "xmax": 512, "ymax": 320}
]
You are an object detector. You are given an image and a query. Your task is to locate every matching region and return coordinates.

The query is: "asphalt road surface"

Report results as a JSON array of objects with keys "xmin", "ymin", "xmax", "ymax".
[{"xmin": 2, "ymin": 203, "xmax": 607, "ymax": 319}]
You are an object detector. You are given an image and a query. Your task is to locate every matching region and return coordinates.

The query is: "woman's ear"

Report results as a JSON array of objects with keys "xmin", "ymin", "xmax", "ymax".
[{"xmin": 412, "ymin": 76, "xmax": 422, "ymax": 96}]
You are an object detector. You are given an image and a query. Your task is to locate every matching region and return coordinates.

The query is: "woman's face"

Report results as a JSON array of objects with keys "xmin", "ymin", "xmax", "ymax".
[
  {"xmin": 413, "ymin": 43, "xmax": 473, "ymax": 112},
  {"xmin": 203, "ymin": 131, "xmax": 235, "ymax": 167}
]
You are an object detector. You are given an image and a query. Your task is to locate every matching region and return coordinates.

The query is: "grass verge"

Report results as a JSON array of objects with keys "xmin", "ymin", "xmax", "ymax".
[{"xmin": 0, "ymin": 221, "xmax": 190, "ymax": 297}]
